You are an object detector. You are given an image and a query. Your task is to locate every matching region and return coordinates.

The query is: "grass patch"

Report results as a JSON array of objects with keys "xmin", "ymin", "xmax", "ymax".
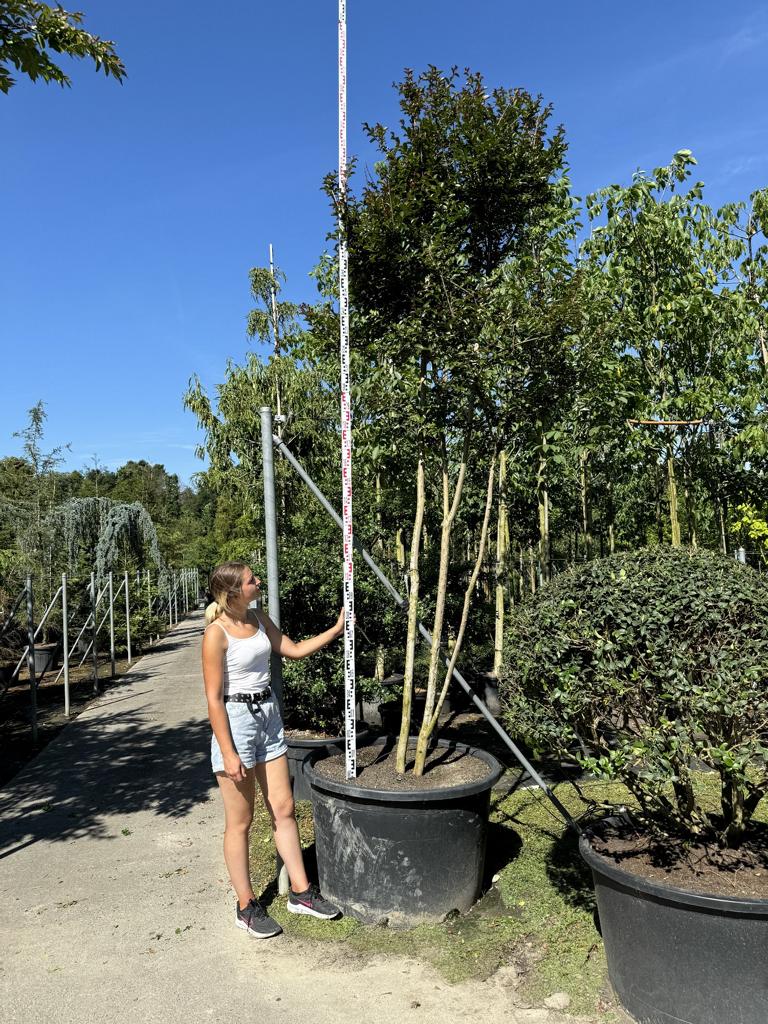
[
  {"xmin": 248, "ymin": 774, "xmax": 768, "ymax": 1019},
  {"xmin": 248, "ymin": 780, "xmax": 634, "ymax": 1019}
]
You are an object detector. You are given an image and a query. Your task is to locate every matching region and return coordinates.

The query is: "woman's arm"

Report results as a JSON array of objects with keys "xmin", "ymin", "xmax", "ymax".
[
  {"xmin": 202, "ymin": 625, "xmax": 245, "ymax": 781},
  {"xmin": 257, "ymin": 608, "xmax": 344, "ymax": 660}
]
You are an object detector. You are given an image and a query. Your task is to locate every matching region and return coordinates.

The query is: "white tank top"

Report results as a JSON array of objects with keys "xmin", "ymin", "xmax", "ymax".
[{"xmin": 211, "ymin": 618, "xmax": 271, "ymax": 696}]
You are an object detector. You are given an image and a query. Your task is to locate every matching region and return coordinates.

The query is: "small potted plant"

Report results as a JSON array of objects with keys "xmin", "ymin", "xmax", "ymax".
[{"xmin": 500, "ymin": 548, "xmax": 768, "ymax": 1024}]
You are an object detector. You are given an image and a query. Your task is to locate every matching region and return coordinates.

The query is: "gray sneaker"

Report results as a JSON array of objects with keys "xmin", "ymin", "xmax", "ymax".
[
  {"xmin": 287, "ymin": 884, "xmax": 341, "ymax": 920},
  {"xmin": 236, "ymin": 898, "xmax": 282, "ymax": 938}
]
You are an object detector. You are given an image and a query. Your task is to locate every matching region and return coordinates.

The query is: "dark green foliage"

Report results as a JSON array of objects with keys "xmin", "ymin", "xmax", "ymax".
[
  {"xmin": 0, "ymin": 1, "xmax": 125, "ymax": 93},
  {"xmin": 499, "ymin": 548, "xmax": 768, "ymax": 845}
]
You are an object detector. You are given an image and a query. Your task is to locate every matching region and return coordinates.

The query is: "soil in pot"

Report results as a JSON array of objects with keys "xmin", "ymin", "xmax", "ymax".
[
  {"xmin": 582, "ymin": 817, "xmax": 768, "ymax": 1024},
  {"xmin": 313, "ymin": 740, "xmax": 494, "ymax": 791},
  {"xmin": 285, "ymin": 722, "xmax": 371, "ymax": 802},
  {"xmin": 589, "ymin": 817, "xmax": 768, "ymax": 899}
]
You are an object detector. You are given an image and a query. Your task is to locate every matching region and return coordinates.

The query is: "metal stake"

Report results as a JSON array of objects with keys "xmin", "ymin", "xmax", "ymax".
[
  {"xmin": 260, "ymin": 406, "xmax": 288, "ymax": 894},
  {"xmin": 124, "ymin": 570, "xmax": 132, "ymax": 664},
  {"xmin": 90, "ymin": 572, "xmax": 99, "ymax": 694},
  {"xmin": 62, "ymin": 573, "xmax": 70, "ymax": 717},
  {"xmin": 109, "ymin": 571, "xmax": 116, "ymax": 678},
  {"xmin": 26, "ymin": 575, "xmax": 38, "ymax": 744}
]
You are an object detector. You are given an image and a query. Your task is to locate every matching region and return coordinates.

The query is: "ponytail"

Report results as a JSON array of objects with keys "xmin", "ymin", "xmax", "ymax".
[
  {"xmin": 205, "ymin": 561, "xmax": 249, "ymax": 626},
  {"xmin": 204, "ymin": 601, "xmax": 224, "ymax": 625}
]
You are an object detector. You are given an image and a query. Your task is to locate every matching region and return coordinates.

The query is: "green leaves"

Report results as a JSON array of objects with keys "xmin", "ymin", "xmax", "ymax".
[
  {"xmin": 499, "ymin": 548, "xmax": 768, "ymax": 844},
  {"xmin": 0, "ymin": 2, "xmax": 126, "ymax": 94}
]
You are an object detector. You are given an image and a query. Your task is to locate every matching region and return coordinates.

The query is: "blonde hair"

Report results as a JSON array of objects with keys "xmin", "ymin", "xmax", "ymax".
[{"xmin": 204, "ymin": 561, "xmax": 249, "ymax": 625}]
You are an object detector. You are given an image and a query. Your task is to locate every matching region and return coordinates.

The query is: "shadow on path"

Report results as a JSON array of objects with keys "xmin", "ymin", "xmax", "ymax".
[
  {"xmin": 0, "ymin": 709, "xmax": 215, "ymax": 858},
  {"xmin": 0, "ymin": 618, "xmax": 216, "ymax": 859}
]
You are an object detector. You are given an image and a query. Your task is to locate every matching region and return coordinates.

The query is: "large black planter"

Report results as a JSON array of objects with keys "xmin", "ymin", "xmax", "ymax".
[
  {"xmin": 580, "ymin": 832, "xmax": 768, "ymax": 1024},
  {"xmin": 305, "ymin": 737, "xmax": 502, "ymax": 927},
  {"xmin": 377, "ymin": 698, "xmax": 426, "ymax": 735},
  {"xmin": 286, "ymin": 726, "xmax": 371, "ymax": 802},
  {"xmin": 33, "ymin": 643, "xmax": 58, "ymax": 675}
]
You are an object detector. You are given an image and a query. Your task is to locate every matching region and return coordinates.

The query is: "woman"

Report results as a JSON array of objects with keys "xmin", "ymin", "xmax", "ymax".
[{"xmin": 202, "ymin": 560, "xmax": 343, "ymax": 937}]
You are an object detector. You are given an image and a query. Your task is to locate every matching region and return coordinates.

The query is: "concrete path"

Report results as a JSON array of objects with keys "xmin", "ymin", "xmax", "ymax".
[{"xmin": 0, "ymin": 613, "xmax": 587, "ymax": 1024}]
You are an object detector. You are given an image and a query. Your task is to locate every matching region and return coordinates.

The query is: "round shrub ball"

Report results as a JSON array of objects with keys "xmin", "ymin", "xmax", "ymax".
[{"xmin": 499, "ymin": 547, "xmax": 768, "ymax": 843}]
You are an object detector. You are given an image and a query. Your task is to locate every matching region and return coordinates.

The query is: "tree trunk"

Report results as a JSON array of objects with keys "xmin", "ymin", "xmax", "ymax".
[
  {"xmin": 527, "ymin": 543, "xmax": 536, "ymax": 594},
  {"xmin": 719, "ymin": 504, "xmax": 727, "ymax": 555},
  {"xmin": 708, "ymin": 426, "xmax": 727, "ymax": 555},
  {"xmin": 684, "ymin": 467, "xmax": 697, "ymax": 550},
  {"xmin": 395, "ymin": 528, "xmax": 405, "ymax": 567},
  {"xmin": 580, "ymin": 451, "xmax": 592, "ymax": 560},
  {"xmin": 537, "ymin": 437, "xmax": 551, "ymax": 582},
  {"xmin": 518, "ymin": 545, "xmax": 525, "ymax": 601},
  {"xmin": 667, "ymin": 452, "xmax": 681, "ymax": 547},
  {"xmin": 413, "ymin": 432, "xmax": 471, "ymax": 776},
  {"xmin": 493, "ymin": 450, "xmax": 509, "ymax": 677},
  {"xmin": 417, "ymin": 456, "xmax": 497, "ymax": 769},
  {"xmin": 396, "ymin": 458, "xmax": 426, "ymax": 774}
]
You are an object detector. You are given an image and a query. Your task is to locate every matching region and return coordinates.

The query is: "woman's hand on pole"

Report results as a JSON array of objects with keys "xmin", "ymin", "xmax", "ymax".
[{"xmin": 335, "ymin": 607, "xmax": 345, "ymax": 637}]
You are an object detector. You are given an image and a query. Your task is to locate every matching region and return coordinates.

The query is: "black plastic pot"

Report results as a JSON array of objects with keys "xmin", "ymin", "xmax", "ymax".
[
  {"xmin": 305, "ymin": 737, "xmax": 503, "ymax": 927},
  {"xmin": 377, "ymin": 697, "xmax": 426, "ymax": 735},
  {"xmin": 580, "ymin": 831, "xmax": 768, "ymax": 1024},
  {"xmin": 286, "ymin": 725, "xmax": 371, "ymax": 802},
  {"xmin": 33, "ymin": 643, "xmax": 58, "ymax": 674}
]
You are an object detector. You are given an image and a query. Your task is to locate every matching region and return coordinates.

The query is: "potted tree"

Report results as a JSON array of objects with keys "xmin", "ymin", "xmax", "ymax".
[
  {"xmin": 500, "ymin": 548, "xmax": 768, "ymax": 1024},
  {"xmin": 302, "ymin": 67, "xmax": 571, "ymax": 925}
]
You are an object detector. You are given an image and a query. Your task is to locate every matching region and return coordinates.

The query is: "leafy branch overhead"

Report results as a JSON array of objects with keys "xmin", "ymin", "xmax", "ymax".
[{"xmin": 0, "ymin": 1, "xmax": 125, "ymax": 93}]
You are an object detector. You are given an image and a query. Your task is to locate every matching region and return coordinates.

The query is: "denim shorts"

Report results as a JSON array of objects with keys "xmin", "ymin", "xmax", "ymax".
[{"xmin": 211, "ymin": 696, "xmax": 287, "ymax": 773}]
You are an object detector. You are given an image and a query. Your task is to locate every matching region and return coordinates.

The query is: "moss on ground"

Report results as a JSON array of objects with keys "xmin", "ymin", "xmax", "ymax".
[
  {"xmin": 248, "ymin": 778, "xmax": 635, "ymax": 1019},
  {"xmin": 248, "ymin": 773, "xmax": 767, "ymax": 1019}
]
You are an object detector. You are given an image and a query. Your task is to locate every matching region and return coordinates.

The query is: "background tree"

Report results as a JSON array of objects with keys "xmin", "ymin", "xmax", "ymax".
[{"xmin": 0, "ymin": 1, "xmax": 125, "ymax": 93}]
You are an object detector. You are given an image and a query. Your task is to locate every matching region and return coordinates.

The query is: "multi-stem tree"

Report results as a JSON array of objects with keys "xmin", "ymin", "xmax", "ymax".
[{"xmin": 327, "ymin": 67, "xmax": 570, "ymax": 774}]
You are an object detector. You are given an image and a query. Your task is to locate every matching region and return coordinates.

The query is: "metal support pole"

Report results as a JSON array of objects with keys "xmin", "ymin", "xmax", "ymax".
[
  {"xmin": 260, "ymin": 406, "xmax": 288, "ymax": 894},
  {"xmin": 124, "ymin": 570, "xmax": 132, "ymax": 664},
  {"xmin": 272, "ymin": 433, "xmax": 581, "ymax": 833},
  {"xmin": 173, "ymin": 573, "xmax": 178, "ymax": 624},
  {"xmin": 62, "ymin": 573, "xmax": 70, "ymax": 717},
  {"xmin": 146, "ymin": 569, "xmax": 151, "ymax": 618},
  {"xmin": 168, "ymin": 580, "xmax": 173, "ymax": 627},
  {"xmin": 90, "ymin": 572, "xmax": 99, "ymax": 694},
  {"xmin": 260, "ymin": 408, "xmax": 283, "ymax": 708},
  {"xmin": 26, "ymin": 575, "xmax": 38, "ymax": 744},
  {"xmin": 109, "ymin": 572, "xmax": 116, "ymax": 678}
]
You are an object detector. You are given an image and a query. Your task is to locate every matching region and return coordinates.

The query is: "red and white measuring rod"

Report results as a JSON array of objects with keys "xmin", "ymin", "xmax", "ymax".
[{"xmin": 339, "ymin": 0, "xmax": 356, "ymax": 780}]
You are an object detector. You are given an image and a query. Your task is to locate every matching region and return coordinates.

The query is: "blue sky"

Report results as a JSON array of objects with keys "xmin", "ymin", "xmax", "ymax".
[{"xmin": 2, "ymin": 1, "xmax": 767, "ymax": 484}]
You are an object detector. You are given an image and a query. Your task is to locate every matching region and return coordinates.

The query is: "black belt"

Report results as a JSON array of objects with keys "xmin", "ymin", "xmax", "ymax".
[{"xmin": 224, "ymin": 687, "xmax": 272, "ymax": 704}]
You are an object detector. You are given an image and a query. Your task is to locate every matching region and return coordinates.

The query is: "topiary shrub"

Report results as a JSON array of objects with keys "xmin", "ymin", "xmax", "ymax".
[{"xmin": 499, "ymin": 548, "xmax": 768, "ymax": 846}]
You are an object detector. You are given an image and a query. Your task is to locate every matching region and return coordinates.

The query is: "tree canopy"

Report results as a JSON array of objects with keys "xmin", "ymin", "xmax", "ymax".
[{"xmin": 0, "ymin": 1, "xmax": 125, "ymax": 93}]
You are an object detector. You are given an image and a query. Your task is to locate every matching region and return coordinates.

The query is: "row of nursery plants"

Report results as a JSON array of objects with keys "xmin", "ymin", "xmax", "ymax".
[{"xmin": 183, "ymin": 67, "xmax": 768, "ymax": 1023}]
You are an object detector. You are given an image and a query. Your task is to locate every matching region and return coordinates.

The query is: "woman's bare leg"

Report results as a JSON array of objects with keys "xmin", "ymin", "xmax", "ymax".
[
  {"xmin": 216, "ymin": 768, "xmax": 256, "ymax": 909},
  {"xmin": 255, "ymin": 755, "xmax": 310, "ymax": 893}
]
